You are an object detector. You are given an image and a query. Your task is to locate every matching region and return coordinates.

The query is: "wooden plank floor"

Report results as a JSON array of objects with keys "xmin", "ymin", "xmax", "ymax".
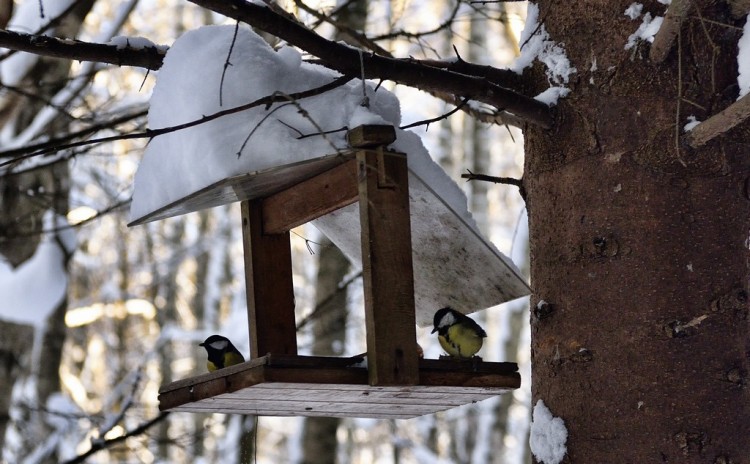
[{"xmin": 159, "ymin": 355, "xmax": 520, "ymax": 419}]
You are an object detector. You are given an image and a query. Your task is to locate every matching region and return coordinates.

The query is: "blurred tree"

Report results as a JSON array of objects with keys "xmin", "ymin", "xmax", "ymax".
[{"xmin": 0, "ymin": 1, "xmax": 94, "ymax": 462}]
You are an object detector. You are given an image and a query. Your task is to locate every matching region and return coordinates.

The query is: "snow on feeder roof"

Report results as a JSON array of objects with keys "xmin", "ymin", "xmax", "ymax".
[
  {"xmin": 130, "ymin": 25, "xmax": 526, "ymax": 416},
  {"xmin": 128, "ymin": 25, "xmax": 529, "ymax": 325}
]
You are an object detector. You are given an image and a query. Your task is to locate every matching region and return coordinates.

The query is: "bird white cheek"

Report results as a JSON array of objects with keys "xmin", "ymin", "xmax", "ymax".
[
  {"xmin": 209, "ymin": 340, "xmax": 228, "ymax": 350},
  {"xmin": 439, "ymin": 312, "xmax": 457, "ymax": 328}
]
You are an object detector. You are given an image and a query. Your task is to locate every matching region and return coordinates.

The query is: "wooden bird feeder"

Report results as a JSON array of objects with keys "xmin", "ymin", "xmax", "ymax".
[{"xmin": 129, "ymin": 125, "xmax": 521, "ymax": 419}]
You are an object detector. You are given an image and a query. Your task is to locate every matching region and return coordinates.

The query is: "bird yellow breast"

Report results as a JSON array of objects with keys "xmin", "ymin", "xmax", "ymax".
[
  {"xmin": 223, "ymin": 351, "xmax": 245, "ymax": 368},
  {"xmin": 439, "ymin": 324, "xmax": 484, "ymax": 358}
]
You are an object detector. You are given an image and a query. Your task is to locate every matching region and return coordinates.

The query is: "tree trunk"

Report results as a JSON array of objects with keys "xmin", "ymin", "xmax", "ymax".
[
  {"xmin": 0, "ymin": 320, "xmax": 34, "ymax": 450},
  {"xmin": 300, "ymin": 0, "xmax": 365, "ymax": 460},
  {"xmin": 526, "ymin": 2, "xmax": 749, "ymax": 462},
  {"xmin": 0, "ymin": 2, "xmax": 94, "ymax": 461},
  {"xmin": 300, "ymin": 236, "xmax": 349, "ymax": 464}
]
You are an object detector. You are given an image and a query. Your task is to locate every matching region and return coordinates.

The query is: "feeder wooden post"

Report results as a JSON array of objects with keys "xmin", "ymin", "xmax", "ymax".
[
  {"xmin": 241, "ymin": 199, "xmax": 297, "ymax": 358},
  {"xmin": 357, "ymin": 149, "xmax": 419, "ymax": 385}
]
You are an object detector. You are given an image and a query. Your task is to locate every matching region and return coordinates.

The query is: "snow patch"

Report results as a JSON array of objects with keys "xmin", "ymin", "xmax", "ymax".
[
  {"xmin": 625, "ymin": 12, "xmax": 664, "ymax": 50},
  {"xmin": 130, "ymin": 25, "xmax": 402, "ymax": 218},
  {"xmin": 534, "ymin": 87, "xmax": 571, "ymax": 107},
  {"xmin": 109, "ymin": 35, "xmax": 167, "ymax": 51},
  {"xmin": 511, "ymin": 3, "xmax": 575, "ymax": 103},
  {"xmin": 738, "ymin": 16, "xmax": 750, "ymax": 99},
  {"xmin": 530, "ymin": 400, "xmax": 568, "ymax": 464},
  {"xmin": 624, "ymin": 3, "xmax": 643, "ymax": 20},
  {"xmin": 0, "ymin": 211, "xmax": 73, "ymax": 328},
  {"xmin": 683, "ymin": 115, "xmax": 700, "ymax": 132}
]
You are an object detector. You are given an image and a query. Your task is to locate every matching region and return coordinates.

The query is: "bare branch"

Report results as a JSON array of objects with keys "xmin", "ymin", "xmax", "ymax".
[
  {"xmin": 219, "ymin": 22, "xmax": 241, "ymax": 107},
  {"xmin": 418, "ymin": 58, "xmax": 523, "ymax": 90},
  {"xmin": 0, "ymin": 108, "xmax": 147, "ymax": 163},
  {"xmin": 296, "ymin": 270, "xmax": 363, "ymax": 331},
  {"xmin": 60, "ymin": 412, "xmax": 171, "ymax": 464},
  {"xmin": 0, "ymin": 200, "xmax": 132, "ymax": 242},
  {"xmin": 0, "ymin": 29, "xmax": 165, "ymax": 70},
  {"xmin": 188, "ymin": 0, "xmax": 553, "ymax": 128},
  {"xmin": 0, "ymin": 0, "xmax": 86, "ymax": 63},
  {"xmin": 650, "ymin": 0, "xmax": 693, "ymax": 63},
  {"xmin": 728, "ymin": 0, "xmax": 750, "ymax": 18},
  {"xmin": 369, "ymin": 1, "xmax": 461, "ymax": 42},
  {"xmin": 401, "ymin": 97, "xmax": 470, "ymax": 130},
  {"xmin": 461, "ymin": 169, "xmax": 522, "ymax": 188},
  {"xmin": 0, "ymin": 8, "xmax": 535, "ymax": 128},
  {"xmin": 684, "ymin": 94, "xmax": 750, "ymax": 148},
  {"xmin": 0, "ymin": 76, "xmax": 354, "ymax": 169},
  {"xmin": 294, "ymin": 0, "xmax": 389, "ymax": 55}
]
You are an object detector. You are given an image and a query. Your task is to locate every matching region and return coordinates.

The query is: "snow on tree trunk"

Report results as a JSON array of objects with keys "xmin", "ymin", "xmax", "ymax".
[{"xmin": 526, "ymin": 2, "xmax": 749, "ymax": 462}]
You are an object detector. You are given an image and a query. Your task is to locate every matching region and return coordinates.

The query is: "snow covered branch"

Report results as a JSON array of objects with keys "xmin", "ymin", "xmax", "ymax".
[
  {"xmin": 187, "ymin": 0, "xmax": 553, "ymax": 128},
  {"xmin": 684, "ymin": 93, "xmax": 750, "ymax": 148},
  {"xmin": 0, "ymin": 108, "xmax": 147, "ymax": 166},
  {"xmin": 0, "ymin": 76, "xmax": 354, "ymax": 170},
  {"xmin": 0, "ymin": 29, "xmax": 166, "ymax": 70}
]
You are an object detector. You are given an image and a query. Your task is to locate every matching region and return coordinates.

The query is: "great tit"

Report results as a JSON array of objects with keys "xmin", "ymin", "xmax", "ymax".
[
  {"xmin": 199, "ymin": 335, "xmax": 246, "ymax": 372},
  {"xmin": 432, "ymin": 307, "xmax": 487, "ymax": 359}
]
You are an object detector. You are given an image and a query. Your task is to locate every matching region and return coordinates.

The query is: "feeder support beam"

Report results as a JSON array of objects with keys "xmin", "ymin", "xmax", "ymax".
[
  {"xmin": 358, "ymin": 149, "xmax": 419, "ymax": 386},
  {"xmin": 241, "ymin": 199, "xmax": 298, "ymax": 358}
]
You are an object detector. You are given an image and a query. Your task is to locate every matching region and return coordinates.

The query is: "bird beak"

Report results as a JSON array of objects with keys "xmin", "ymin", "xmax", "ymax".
[
  {"xmin": 198, "ymin": 342, "xmax": 204, "ymax": 347},
  {"xmin": 431, "ymin": 327, "xmax": 437, "ymax": 334}
]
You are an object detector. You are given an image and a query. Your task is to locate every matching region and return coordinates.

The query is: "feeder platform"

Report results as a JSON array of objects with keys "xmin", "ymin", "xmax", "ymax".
[{"xmin": 158, "ymin": 354, "xmax": 520, "ymax": 419}]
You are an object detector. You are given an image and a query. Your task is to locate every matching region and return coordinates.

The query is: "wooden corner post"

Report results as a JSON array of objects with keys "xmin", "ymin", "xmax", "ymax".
[
  {"xmin": 241, "ymin": 199, "xmax": 297, "ymax": 359},
  {"xmin": 358, "ymin": 149, "xmax": 419, "ymax": 386}
]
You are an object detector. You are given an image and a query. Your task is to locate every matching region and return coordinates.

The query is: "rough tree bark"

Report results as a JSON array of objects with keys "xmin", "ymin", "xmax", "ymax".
[{"xmin": 526, "ymin": 1, "xmax": 749, "ymax": 462}]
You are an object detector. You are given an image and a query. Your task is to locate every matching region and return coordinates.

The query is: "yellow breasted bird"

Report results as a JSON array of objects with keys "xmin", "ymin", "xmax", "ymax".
[
  {"xmin": 199, "ymin": 335, "xmax": 246, "ymax": 372},
  {"xmin": 432, "ymin": 307, "xmax": 487, "ymax": 359}
]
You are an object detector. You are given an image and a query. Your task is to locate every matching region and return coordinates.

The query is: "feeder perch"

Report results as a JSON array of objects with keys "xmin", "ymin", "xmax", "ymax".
[{"xmin": 129, "ymin": 124, "xmax": 524, "ymax": 419}]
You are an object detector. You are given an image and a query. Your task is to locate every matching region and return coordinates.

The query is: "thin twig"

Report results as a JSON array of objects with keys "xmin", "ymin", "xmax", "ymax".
[
  {"xmin": 295, "ymin": 0, "xmax": 389, "ymax": 55},
  {"xmin": 691, "ymin": 15, "xmax": 744, "ymax": 31},
  {"xmin": 237, "ymin": 102, "xmax": 292, "ymax": 157},
  {"xmin": 287, "ymin": 123, "xmax": 348, "ymax": 140},
  {"xmin": 369, "ymin": 1, "xmax": 461, "ymax": 41},
  {"xmin": 0, "ymin": 108, "xmax": 147, "ymax": 160},
  {"xmin": 461, "ymin": 169, "xmax": 522, "ymax": 188},
  {"xmin": 693, "ymin": 7, "xmax": 719, "ymax": 95},
  {"xmin": 400, "ymin": 97, "xmax": 470, "ymax": 130},
  {"xmin": 270, "ymin": 91, "xmax": 344, "ymax": 154},
  {"xmin": 219, "ymin": 21, "xmax": 240, "ymax": 107},
  {"xmin": 61, "ymin": 412, "xmax": 171, "ymax": 464},
  {"xmin": 0, "ymin": 200, "xmax": 131, "ymax": 240},
  {"xmin": 675, "ymin": 29, "xmax": 686, "ymax": 166},
  {"xmin": 1, "ymin": 76, "xmax": 354, "ymax": 169},
  {"xmin": 296, "ymin": 270, "xmax": 363, "ymax": 331}
]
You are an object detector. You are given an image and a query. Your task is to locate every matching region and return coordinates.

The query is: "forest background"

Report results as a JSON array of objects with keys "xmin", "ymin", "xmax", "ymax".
[{"xmin": 0, "ymin": 1, "xmax": 533, "ymax": 463}]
